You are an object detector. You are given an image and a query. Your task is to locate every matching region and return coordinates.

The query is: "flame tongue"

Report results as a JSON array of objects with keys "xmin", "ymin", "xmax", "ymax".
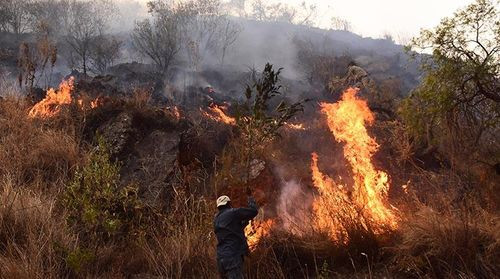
[
  {"xmin": 245, "ymin": 219, "xmax": 274, "ymax": 251},
  {"xmin": 312, "ymin": 87, "xmax": 397, "ymax": 241},
  {"xmin": 311, "ymin": 152, "xmax": 352, "ymax": 241},
  {"xmin": 29, "ymin": 77, "xmax": 75, "ymax": 118},
  {"xmin": 203, "ymin": 104, "xmax": 236, "ymax": 125}
]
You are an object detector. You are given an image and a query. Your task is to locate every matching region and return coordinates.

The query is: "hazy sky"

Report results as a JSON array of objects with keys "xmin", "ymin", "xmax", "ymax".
[
  {"xmin": 264, "ymin": 0, "xmax": 474, "ymax": 38},
  {"xmin": 129, "ymin": 0, "xmax": 476, "ymax": 38}
]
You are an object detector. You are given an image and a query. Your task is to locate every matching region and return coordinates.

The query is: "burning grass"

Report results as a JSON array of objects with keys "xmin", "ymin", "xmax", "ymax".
[
  {"xmin": 0, "ymin": 97, "xmax": 81, "ymax": 186},
  {"xmin": 312, "ymin": 88, "xmax": 397, "ymax": 242},
  {"xmin": 0, "ymin": 83, "xmax": 498, "ymax": 278}
]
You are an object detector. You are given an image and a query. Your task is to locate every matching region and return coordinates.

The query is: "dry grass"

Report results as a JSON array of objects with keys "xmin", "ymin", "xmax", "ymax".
[
  {"xmin": 0, "ymin": 176, "xmax": 76, "ymax": 278},
  {"xmin": 0, "ymin": 97, "xmax": 81, "ymax": 278},
  {"xmin": 393, "ymin": 195, "xmax": 500, "ymax": 278},
  {"xmin": 0, "ymin": 93, "xmax": 498, "ymax": 278},
  {"xmin": 140, "ymin": 189, "xmax": 217, "ymax": 278},
  {"xmin": 0, "ymin": 98, "xmax": 81, "ymax": 187}
]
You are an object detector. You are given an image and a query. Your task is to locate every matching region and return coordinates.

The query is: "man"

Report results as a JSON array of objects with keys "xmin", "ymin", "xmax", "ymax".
[{"xmin": 214, "ymin": 193, "xmax": 258, "ymax": 279}]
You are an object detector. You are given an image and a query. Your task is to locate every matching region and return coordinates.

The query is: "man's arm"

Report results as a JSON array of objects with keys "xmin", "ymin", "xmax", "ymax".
[{"xmin": 234, "ymin": 196, "xmax": 258, "ymax": 220}]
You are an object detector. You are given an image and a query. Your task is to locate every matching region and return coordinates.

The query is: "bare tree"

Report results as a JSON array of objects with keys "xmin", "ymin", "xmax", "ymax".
[
  {"xmin": 133, "ymin": 0, "xmax": 234, "ymax": 73},
  {"xmin": 64, "ymin": 0, "xmax": 115, "ymax": 75},
  {"xmin": 382, "ymin": 32, "xmax": 394, "ymax": 43},
  {"xmin": 131, "ymin": 1, "xmax": 189, "ymax": 75},
  {"xmin": 217, "ymin": 17, "xmax": 242, "ymax": 66},
  {"xmin": 295, "ymin": 1, "xmax": 317, "ymax": 27},
  {"xmin": 17, "ymin": 25, "xmax": 57, "ymax": 90},
  {"xmin": 251, "ymin": 1, "xmax": 295, "ymax": 23},
  {"xmin": 183, "ymin": 0, "xmax": 225, "ymax": 69},
  {"xmin": 0, "ymin": 2, "xmax": 10, "ymax": 32},
  {"xmin": 250, "ymin": 0, "xmax": 266, "ymax": 21},
  {"xmin": 226, "ymin": 0, "xmax": 247, "ymax": 18},
  {"xmin": 0, "ymin": 0, "xmax": 32, "ymax": 34},
  {"xmin": 250, "ymin": 0, "xmax": 317, "ymax": 26},
  {"xmin": 331, "ymin": 16, "xmax": 352, "ymax": 32},
  {"xmin": 89, "ymin": 35, "xmax": 121, "ymax": 75},
  {"xmin": 26, "ymin": 0, "xmax": 67, "ymax": 36}
]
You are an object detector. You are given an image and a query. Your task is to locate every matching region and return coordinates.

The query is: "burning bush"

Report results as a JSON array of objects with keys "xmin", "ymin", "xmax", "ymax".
[{"xmin": 312, "ymin": 88, "xmax": 397, "ymax": 242}]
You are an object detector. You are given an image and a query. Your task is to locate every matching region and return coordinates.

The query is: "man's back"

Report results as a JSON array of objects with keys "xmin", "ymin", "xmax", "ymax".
[{"xmin": 214, "ymin": 197, "xmax": 258, "ymax": 259}]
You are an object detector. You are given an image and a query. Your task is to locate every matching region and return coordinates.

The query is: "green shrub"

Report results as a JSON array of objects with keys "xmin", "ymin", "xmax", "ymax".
[
  {"xmin": 64, "ymin": 137, "xmax": 145, "ymax": 244},
  {"xmin": 65, "ymin": 247, "xmax": 95, "ymax": 274}
]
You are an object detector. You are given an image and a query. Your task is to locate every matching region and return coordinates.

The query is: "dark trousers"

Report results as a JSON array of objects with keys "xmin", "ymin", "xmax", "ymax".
[{"xmin": 217, "ymin": 256, "xmax": 244, "ymax": 279}]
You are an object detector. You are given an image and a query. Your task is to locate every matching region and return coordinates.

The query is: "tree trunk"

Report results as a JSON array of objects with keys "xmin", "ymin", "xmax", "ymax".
[{"xmin": 83, "ymin": 55, "xmax": 87, "ymax": 76}]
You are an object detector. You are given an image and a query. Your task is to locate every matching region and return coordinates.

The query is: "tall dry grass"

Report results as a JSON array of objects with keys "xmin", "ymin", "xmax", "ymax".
[
  {"xmin": 140, "ymin": 188, "xmax": 218, "ymax": 278},
  {"xmin": 0, "ymin": 97, "xmax": 82, "ymax": 278},
  {"xmin": 0, "ymin": 98, "xmax": 81, "ymax": 188},
  {"xmin": 393, "ymin": 194, "xmax": 500, "ymax": 278},
  {"xmin": 0, "ymin": 176, "xmax": 76, "ymax": 278}
]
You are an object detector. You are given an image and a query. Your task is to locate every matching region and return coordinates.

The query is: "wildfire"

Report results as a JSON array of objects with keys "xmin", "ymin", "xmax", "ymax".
[
  {"xmin": 203, "ymin": 104, "xmax": 236, "ymax": 125},
  {"xmin": 29, "ymin": 77, "xmax": 75, "ymax": 118},
  {"xmin": 312, "ymin": 87, "xmax": 397, "ymax": 241},
  {"xmin": 284, "ymin": 122, "xmax": 306, "ymax": 130},
  {"xmin": 165, "ymin": 106, "xmax": 181, "ymax": 120},
  {"xmin": 28, "ymin": 77, "xmax": 103, "ymax": 118},
  {"xmin": 90, "ymin": 97, "xmax": 102, "ymax": 109},
  {"xmin": 245, "ymin": 219, "xmax": 274, "ymax": 251},
  {"xmin": 172, "ymin": 106, "xmax": 180, "ymax": 119},
  {"xmin": 311, "ymin": 152, "xmax": 352, "ymax": 241}
]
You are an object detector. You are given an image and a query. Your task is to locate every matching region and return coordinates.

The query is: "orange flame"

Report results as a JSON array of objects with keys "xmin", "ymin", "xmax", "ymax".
[
  {"xmin": 29, "ymin": 77, "xmax": 75, "ymax": 118},
  {"xmin": 165, "ymin": 106, "xmax": 181, "ymax": 120},
  {"xmin": 28, "ymin": 77, "xmax": 102, "ymax": 118},
  {"xmin": 203, "ymin": 104, "xmax": 236, "ymax": 125},
  {"xmin": 311, "ymin": 152, "xmax": 352, "ymax": 242},
  {"xmin": 90, "ymin": 98, "xmax": 101, "ymax": 109},
  {"xmin": 245, "ymin": 219, "xmax": 274, "ymax": 251},
  {"xmin": 285, "ymin": 122, "xmax": 306, "ymax": 130},
  {"xmin": 172, "ymin": 106, "xmax": 180, "ymax": 119},
  {"xmin": 312, "ymin": 87, "xmax": 397, "ymax": 241}
]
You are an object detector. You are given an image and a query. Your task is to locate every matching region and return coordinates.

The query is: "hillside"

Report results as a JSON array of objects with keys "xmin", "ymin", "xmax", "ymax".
[{"xmin": 0, "ymin": 0, "xmax": 498, "ymax": 278}]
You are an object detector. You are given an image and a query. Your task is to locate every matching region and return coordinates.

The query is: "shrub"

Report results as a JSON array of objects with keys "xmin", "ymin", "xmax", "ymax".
[{"xmin": 64, "ymin": 137, "xmax": 146, "ymax": 245}]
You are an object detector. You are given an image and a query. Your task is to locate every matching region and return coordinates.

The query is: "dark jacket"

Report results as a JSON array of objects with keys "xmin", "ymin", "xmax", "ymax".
[{"xmin": 214, "ymin": 197, "xmax": 258, "ymax": 259}]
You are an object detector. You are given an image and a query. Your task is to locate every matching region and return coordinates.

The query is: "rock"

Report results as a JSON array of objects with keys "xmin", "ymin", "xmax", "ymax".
[
  {"xmin": 98, "ymin": 112, "xmax": 136, "ymax": 159},
  {"xmin": 178, "ymin": 123, "xmax": 231, "ymax": 168},
  {"xmin": 120, "ymin": 129, "xmax": 180, "ymax": 206},
  {"xmin": 249, "ymin": 159, "xmax": 266, "ymax": 180}
]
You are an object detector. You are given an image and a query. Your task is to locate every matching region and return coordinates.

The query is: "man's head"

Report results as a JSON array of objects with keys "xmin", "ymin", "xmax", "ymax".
[{"xmin": 216, "ymin": 195, "xmax": 231, "ymax": 210}]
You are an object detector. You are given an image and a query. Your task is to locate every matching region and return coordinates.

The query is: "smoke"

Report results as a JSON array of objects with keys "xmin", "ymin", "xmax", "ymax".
[
  {"xmin": 276, "ymin": 177, "xmax": 314, "ymax": 236},
  {"xmin": 0, "ymin": 68, "xmax": 22, "ymax": 98},
  {"xmin": 0, "ymin": 0, "xmax": 418, "ymax": 102},
  {"xmin": 111, "ymin": 0, "xmax": 149, "ymax": 33},
  {"xmin": 223, "ymin": 19, "xmax": 302, "ymax": 80}
]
